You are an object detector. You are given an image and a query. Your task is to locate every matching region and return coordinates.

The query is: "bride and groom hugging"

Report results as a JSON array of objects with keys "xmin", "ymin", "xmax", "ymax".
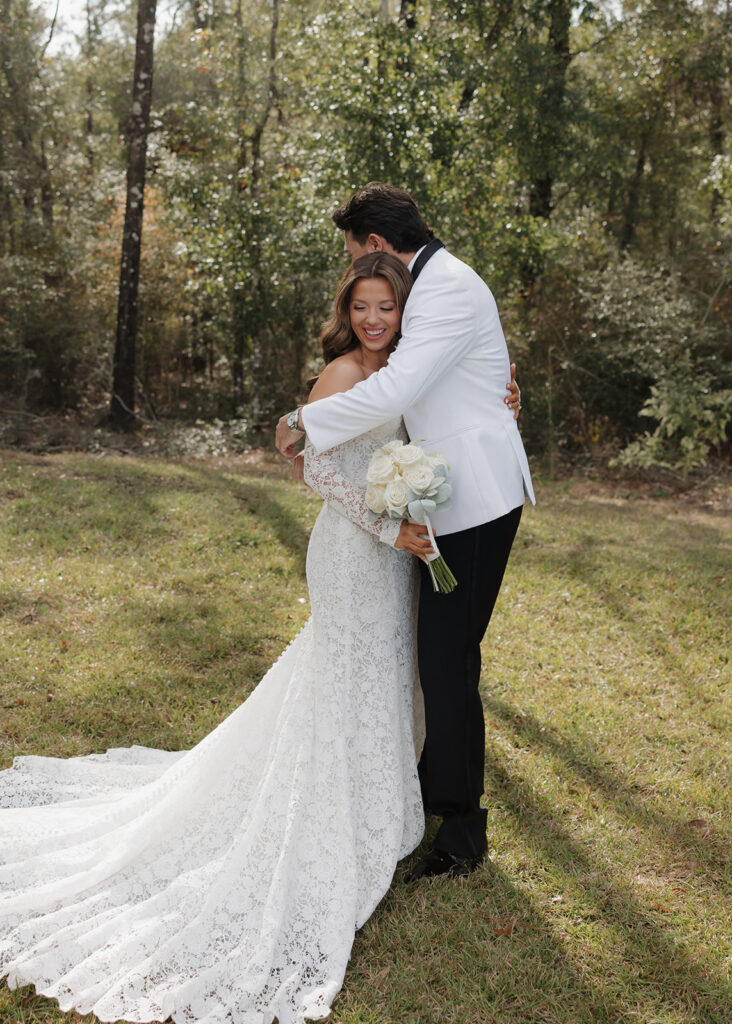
[
  {"xmin": 0, "ymin": 182, "xmax": 533, "ymax": 1024},
  {"xmin": 276, "ymin": 181, "xmax": 535, "ymax": 882}
]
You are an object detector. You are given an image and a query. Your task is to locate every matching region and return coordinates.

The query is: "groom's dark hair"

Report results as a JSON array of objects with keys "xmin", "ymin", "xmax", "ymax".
[{"xmin": 332, "ymin": 183, "xmax": 434, "ymax": 252}]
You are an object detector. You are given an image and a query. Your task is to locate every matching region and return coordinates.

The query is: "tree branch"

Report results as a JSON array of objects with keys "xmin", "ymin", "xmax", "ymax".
[
  {"xmin": 41, "ymin": 0, "xmax": 60, "ymax": 59},
  {"xmin": 249, "ymin": 0, "xmax": 280, "ymax": 189}
]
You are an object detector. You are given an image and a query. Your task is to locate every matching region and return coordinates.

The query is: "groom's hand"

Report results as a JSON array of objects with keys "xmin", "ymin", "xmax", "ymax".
[
  {"xmin": 292, "ymin": 452, "xmax": 306, "ymax": 484},
  {"xmin": 504, "ymin": 363, "xmax": 521, "ymax": 420},
  {"xmin": 276, "ymin": 410, "xmax": 304, "ymax": 457},
  {"xmin": 395, "ymin": 522, "xmax": 436, "ymax": 562}
]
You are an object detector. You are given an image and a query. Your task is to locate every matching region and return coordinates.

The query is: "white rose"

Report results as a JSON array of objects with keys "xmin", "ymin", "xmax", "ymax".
[
  {"xmin": 381, "ymin": 439, "xmax": 404, "ymax": 455},
  {"xmin": 365, "ymin": 482, "xmax": 388, "ymax": 514},
  {"xmin": 426, "ymin": 451, "xmax": 449, "ymax": 470},
  {"xmin": 384, "ymin": 478, "xmax": 409, "ymax": 514},
  {"xmin": 393, "ymin": 443, "xmax": 424, "ymax": 468},
  {"xmin": 366, "ymin": 451, "xmax": 397, "ymax": 484},
  {"xmin": 402, "ymin": 463, "xmax": 436, "ymax": 494}
]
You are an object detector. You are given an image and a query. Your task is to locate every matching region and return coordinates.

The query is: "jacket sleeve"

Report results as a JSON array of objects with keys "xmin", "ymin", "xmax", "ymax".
[
  {"xmin": 302, "ymin": 274, "xmax": 476, "ymax": 453},
  {"xmin": 303, "ymin": 440, "xmax": 402, "ymax": 548}
]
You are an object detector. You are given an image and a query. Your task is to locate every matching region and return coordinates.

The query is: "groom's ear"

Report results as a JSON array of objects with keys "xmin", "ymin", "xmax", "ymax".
[{"xmin": 366, "ymin": 233, "xmax": 391, "ymax": 253}]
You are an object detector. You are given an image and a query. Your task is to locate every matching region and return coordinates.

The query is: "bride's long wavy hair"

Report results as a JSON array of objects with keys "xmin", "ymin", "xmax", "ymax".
[{"xmin": 308, "ymin": 253, "xmax": 413, "ymax": 392}]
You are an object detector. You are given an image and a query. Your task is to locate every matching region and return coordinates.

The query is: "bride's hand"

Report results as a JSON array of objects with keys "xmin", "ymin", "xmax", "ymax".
[
  {"xmin": 395, "ymin": 521, "xmax": 436, "ymax": 562},
  {"xmin": 504, "ymin": 363, "xmax": 521, "ymax": 420}
]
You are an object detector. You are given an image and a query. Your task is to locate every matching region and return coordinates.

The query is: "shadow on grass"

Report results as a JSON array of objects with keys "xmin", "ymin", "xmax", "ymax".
[
  {"xmin": 484, "ymin": 696, "xmax": 730, "ymax": 886},
  {"xmin": 0, "ymin": 983, "xmax": 104, "ymax": 1024},
  {"xmin": 2, "ymin": 465, "xmax": 729, "ymax": 1023},
  {"xmin": 345, "ymin": 868, "xmax": 620, "ymax": 1024},
  {"xmin": 483, "ymin": 759, "xmax": 727, "ymax": 1023},
  {"xmin": 3, "ymin": 459, "xmax": 312, "ymax": 577},
  {"xmin": 334, "ymin": 497, "xmax": 729, "ymax": 1022},
  {"xmin": 0, "ymin": 585, "xmax": 63, "ymax": 622},
  {"xmin": 517, "ymin": 498, "xmax": 730, "ymax": 706},
  {"xmin": 199, "ymin": 471, "xmax": 312, "ymax": 579},
  {"xmin": 343, "ymin": 760, "xmax": 728, "ymax": 1024},
  {"xmin": 1, "ymin": 459, "xmax": 315, "ymax": 762}
]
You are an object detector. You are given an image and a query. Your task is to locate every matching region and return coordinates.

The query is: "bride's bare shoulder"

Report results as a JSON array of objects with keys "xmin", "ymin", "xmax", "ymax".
[{"xmin": 308, "ymin": 354, "xmax": 366, "ymax": 402}]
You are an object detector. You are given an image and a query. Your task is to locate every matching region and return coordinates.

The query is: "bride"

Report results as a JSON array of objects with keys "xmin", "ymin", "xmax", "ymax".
[{"xmin": 0, "ymin": 253, "xmax": 431, "ymax": 1024}]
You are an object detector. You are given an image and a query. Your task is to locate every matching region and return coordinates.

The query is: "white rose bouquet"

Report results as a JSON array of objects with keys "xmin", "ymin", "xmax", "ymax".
[{"xmin": 365, "ymin": 440, "xmax": 458, "ymax": 594}]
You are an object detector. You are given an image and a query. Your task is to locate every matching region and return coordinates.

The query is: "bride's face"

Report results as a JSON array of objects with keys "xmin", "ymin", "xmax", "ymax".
[{"xmin": 349, "ymin": 278, "xmax": 401, "ymax": 355}]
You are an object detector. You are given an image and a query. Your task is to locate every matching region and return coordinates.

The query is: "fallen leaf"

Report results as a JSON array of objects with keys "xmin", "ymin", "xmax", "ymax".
[
  {"xmin": 686, "ymin": 819, "xmax": 707, "ymax": 828},
  {"xmin": 493, "ymin": 923, "xmax": 514, "ymax": 936}
]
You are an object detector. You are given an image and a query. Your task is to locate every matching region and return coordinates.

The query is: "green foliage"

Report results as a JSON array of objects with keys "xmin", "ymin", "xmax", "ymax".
[
  {"xmin": 0, "ymin": 0, "xmax": 730, "ymax": 469},
  {"xmin": 496, "ymin": 228, "xmax": 728, "ymax": 455},
  {"xmin": 0, "ymin": 0, "xmax": 134, "ymax": 409},
  {"xmin": 620, "ymin": 353, "xmax": 732, "ymax": 474}
]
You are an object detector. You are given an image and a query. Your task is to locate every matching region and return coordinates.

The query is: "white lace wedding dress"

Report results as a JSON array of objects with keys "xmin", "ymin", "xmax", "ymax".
[{"xmin": 0, "ymin": 417, "xmax": 425, "ymax": 1024}]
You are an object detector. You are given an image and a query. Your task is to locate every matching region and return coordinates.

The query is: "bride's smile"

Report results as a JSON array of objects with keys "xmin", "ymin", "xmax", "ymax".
[{"xmin": 349, "ymin": 277, "xmax": 400, "ymax": 361}]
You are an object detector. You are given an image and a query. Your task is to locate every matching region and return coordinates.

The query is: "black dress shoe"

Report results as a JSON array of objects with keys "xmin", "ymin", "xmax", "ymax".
[{"xmin": 405, "ymin": 847, "xmax": 482, "ymax": 882}]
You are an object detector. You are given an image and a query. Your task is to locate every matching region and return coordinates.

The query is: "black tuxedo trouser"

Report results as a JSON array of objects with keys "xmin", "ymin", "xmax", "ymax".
[{"xmin": 416, "ymin": 504, "xmax": 523, "ymax": 860}]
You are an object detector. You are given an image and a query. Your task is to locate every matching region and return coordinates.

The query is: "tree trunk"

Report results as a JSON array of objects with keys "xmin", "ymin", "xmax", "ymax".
[
  {"xmin": 709, "ymin": 78, "xmax": 723, "ymax": 222},
  {"xmin": 396, "ymin": 0, "xmax": 417, "ymax": 71},
  {"xmin": 84, "ymin": 0, "xmax": 99, "ymax": 177},
  {"xmin": 110, "ymin": 0, "xmax": 156, "ymax": 429},
  {"xmin": 529, "ymin": 0, "xmax": 571, "ymax": 219},
  {"xmin": 620, "ymin": 121, "xmax": 652, "ymax": 250},
  {"xmin": 191, "ymin": 0, "xmax": 209, "ymax": 30},
  {"xmin": 39, "ymin": 133, "xmax": 53, "ymax": 236},
  {"xmin": 230, "ymin": 0, "xmax": 279, "ymax": 421},
  {"xmin": 400, "ymin": 0, "xmax": 416, "ymax": 30}
]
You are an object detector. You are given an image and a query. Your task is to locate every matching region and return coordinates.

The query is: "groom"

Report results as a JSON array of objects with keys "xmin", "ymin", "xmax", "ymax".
[{"xmin": 276, "ymin": 184, "xmax": 534, "ymax": 879}]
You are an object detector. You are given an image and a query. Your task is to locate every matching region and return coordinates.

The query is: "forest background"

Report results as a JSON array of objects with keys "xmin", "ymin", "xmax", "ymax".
[{"xmin": 1, "ymin": 0, "xmax": 730, "ymax": 476}]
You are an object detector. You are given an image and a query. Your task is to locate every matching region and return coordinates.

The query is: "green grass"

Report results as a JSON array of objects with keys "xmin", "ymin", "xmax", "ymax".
[{"xmin": 1, "ymin": 452, "xmax": 730, "ymax": 1024}]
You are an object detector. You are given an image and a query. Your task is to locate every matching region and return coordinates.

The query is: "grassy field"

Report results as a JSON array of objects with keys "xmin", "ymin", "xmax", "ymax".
[{"xmin": 1, "ymin": 450, "xmax": 730, "ymax": 1024}]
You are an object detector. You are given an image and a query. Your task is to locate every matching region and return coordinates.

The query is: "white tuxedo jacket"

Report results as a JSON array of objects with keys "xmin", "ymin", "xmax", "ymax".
[{"xmin": 302, "ymin": 246, "xmax": 535, "ymax": 536}]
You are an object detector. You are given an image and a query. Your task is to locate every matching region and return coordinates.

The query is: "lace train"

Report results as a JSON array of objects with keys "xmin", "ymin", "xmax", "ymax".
[{"xmin": 0, "ymin": 418, "xmax": 425, "ymax": 1024}]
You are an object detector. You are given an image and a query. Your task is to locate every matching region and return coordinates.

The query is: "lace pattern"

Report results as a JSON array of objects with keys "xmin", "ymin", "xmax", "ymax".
[
  {"xmin": 303, "ymin": 438, "xmax": 402, "ymax": 548},
  {"xmin": 0, "ymin": 417, "xmax": 424, "ymax": 1024}
]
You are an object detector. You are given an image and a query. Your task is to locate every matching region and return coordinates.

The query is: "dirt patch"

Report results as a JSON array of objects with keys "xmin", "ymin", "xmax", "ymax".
[{"xmin": 553, "ymin": 474, "xmax": 731, "ymax": 515}]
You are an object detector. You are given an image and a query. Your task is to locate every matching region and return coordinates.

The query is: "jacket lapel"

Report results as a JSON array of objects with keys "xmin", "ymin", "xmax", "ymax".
[{"xmin": 411, "ymin": 238, "xmax": 445, "ymax": 281}]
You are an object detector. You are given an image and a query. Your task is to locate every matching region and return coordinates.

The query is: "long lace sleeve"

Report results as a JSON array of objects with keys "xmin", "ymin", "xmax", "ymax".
[{"xmin": 303, "ymin": 439, "xmax": 402, "ymax": 548}]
